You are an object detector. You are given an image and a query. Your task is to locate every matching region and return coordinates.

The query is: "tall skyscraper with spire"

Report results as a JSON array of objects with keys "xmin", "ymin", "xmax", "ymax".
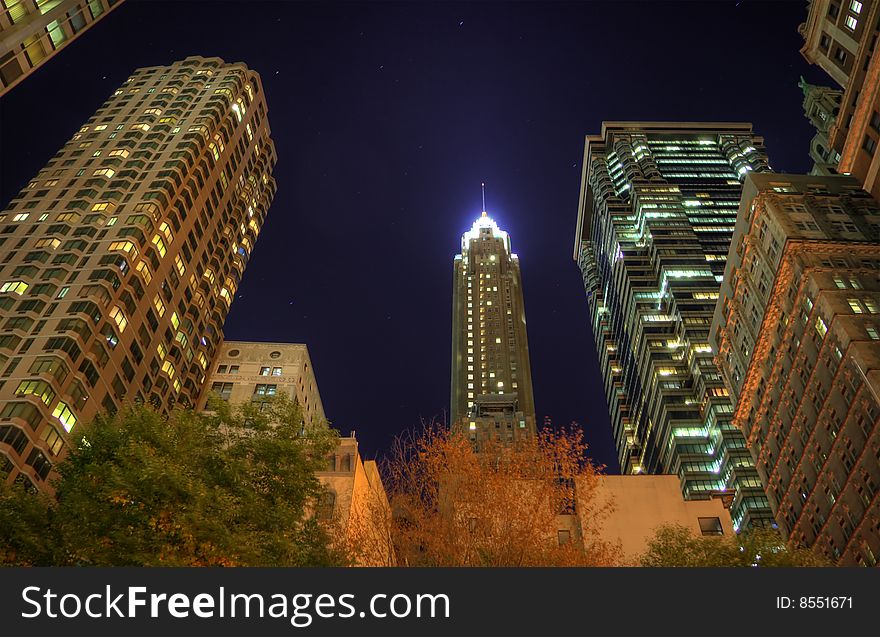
[
  {"xmin": 451, "ymin": 189, "xmax": 536, "ymax": 446},
  {"xmin": 0, "ymin": 56, "xmax": 276, "ymax": 492}
]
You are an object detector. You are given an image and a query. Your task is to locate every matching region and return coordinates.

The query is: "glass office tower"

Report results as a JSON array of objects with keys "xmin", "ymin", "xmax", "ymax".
[{"xmin": 573, "ymin": 122, "xmax": 774, "ymax": 530}]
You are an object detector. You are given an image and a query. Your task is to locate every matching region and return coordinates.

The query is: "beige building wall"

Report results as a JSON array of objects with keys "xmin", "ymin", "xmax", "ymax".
[
  {"xmin": 316, "ymin": 436, "xmax": 394, "ymax": 566},
  {"xmin": 199, "ymin": 340, "xmax": 393, "ymax": 566},
  {"xmin": 582, "ymin": 475, "xmax": 735, "ymax": 564},
  {"xmin": 1, "ymin": 0, "xmax": 125, "ymax": 96},
  {"xmin": 201, "ymin": 340, "xmax": 324, "ymax": 425}
]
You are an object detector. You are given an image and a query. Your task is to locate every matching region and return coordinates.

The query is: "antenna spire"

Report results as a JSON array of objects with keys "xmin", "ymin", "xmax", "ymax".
[{"xmin": 481, "ymin": 181, "xmax": 486, "ymax": 216}]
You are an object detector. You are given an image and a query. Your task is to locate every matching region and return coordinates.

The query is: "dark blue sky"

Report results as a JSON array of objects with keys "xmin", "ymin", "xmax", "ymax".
[{"xmin": 1, "ymin": 1, "xmax": 830, "ymax": 471}]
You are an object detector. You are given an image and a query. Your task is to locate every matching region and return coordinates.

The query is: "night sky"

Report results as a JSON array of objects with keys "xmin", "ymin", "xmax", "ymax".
[{"xmin": 1, "ymin": 1, "xmax": 832, "ymax": 471}]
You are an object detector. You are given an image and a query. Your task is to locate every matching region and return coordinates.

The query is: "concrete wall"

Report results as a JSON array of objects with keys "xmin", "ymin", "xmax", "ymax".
[{"xmin": 583, "ymin": 475, "xmax": 735, "ymax": 564}]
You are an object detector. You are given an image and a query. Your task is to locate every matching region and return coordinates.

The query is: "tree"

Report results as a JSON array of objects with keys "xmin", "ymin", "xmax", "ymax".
[
  {"xmin": 638, "ymin": 523, "xmax": 831, "ymax": 567},
  {"xmin": 0, "ymin": 395, "xmax": 345, "ymax": 566},
  {"xmin": 376, "ymin": 423, "xmax": 620, "ymax": 567}
]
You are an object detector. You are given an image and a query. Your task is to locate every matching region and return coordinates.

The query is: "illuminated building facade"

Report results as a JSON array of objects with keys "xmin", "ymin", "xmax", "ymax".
[
  {"xmin": 451, "ymin": 209, "xmax": 536, "ymax": 445},
  {"xmin": 710, "ymin": 172, "xmax": 880, "ymax": 565},
  {"xmin": 800, "ymin": 1, "xmax": 880, "ymax": 198},
  {"xmin": 201, "ymin": 340, "xmax": 393, "ymax": 567},
  {"xmin": 799, "ymin": 77, "xmax": 843, "ymax": 175},
  {"xmin": 1, "ymin": 0, "xmax": 125, "ymax": 97},
  {"xmin": 0, "ymin": 56, "xmax": 277, "ymax": 492},
  {"xmin": 200, "ymin": 340, "xmax": 324, "ymax": 425},
  {"xmin": 800, "ymin": 0, "xmax": 875, "ymax": 90},
  {"xmin": 573, "ymin": 121, "xmax": 774, "ymax": 530}
]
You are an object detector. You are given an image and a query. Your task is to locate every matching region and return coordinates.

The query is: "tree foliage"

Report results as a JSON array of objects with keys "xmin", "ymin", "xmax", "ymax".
[
  {"xmin": 638, "ymin": 523, "xmax": 831, "ymax": 567},
  {"xmin": 0, "ymin": 395, "xmax": 344, "ymax": 566},
  {"xmin": 378, "ymin": 423, "xmax": 620, "ymax": 567}
]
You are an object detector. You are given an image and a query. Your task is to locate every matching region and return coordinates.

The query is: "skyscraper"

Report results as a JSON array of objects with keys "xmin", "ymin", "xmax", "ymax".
[
  {"xmin": 573, "ymin": 122, "xmax": 774, "ymax": 530},
  {"xmin": 710, "ymin": 172, "xmax": 880, "ymax": 564},
  {"xmin": 1, "ymin": 0, "xmax": 125, "ymax": 97},
  {"xmin": 0, "ymin": 55, "xmax": 276, "ymax": 492},
  {"xmin": 799, "ymin": 1, "xmax": 880, "ymax": 198},
  {"xmin": 799, "ymin": 0, "xmax": 874, "ymax": 91},
  {"xmin": 451, "ymin": 204, "xmax": 536, "ymax": 445}
]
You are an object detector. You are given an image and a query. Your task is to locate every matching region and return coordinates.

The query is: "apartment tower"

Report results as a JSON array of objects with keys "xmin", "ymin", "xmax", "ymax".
[
  {"xmin": 573, "ymin": 122, "xmax": 774, "ymax": 530},
  {"xmin": 710, "ymin": 172, "xmax": 880, "ymax": 565},
  {"xmin": 1, "ymin": 0, "xmax": 125, "ymax": 96},
  {"xmin": 451, "ymin": 206, "xmax": 536, "ymax": 445},
  {"xmin": 0, "ymin": 55, "xmax": 277, "ymax": 491}
]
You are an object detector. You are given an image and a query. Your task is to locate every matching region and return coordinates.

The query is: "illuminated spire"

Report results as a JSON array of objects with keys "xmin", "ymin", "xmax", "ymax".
[{"xmin": 461, "ymin": 183, "xmax": 511, "ymax": 254}]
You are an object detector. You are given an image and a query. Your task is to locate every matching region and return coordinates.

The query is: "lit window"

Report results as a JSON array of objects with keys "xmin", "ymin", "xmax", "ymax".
[
  {"xmin": 92, "ymin": 168, "xmax": 115, "ymax": 178},
  {"xmin": 174, "ymin": 255, "xmax": 186, "ymax": 276},
  {"xmin": 849, "ymin": 298, "xmax": 864, "ymax": 313},
  {"xmin": 152, "ymin": 234, "xmax": 167, "ymax": 257},
  {"xmin": 108, "ymin": 242, "xmax": 138, "ymax": 259},
  {"xmin": 13, "ymin": 213, "xmax": 28, "ymax": 222},
  {"xmin": 136, "ymin": 261, "xmax": 152, "ymax": 283},
  {"xmin": 161, "ymin": 360, "xmax": 176, "ymax": 380},
  {"xmin": 851, "ymin": 1, "xmax": 863, "ymax": 14},
  {"xmin": 52, "ymin": 402, "xmax": 78, "ymax": 433},
  {"xmin": 15, "ymin": 380, "xmax": 56, "ymax": 406},
  {"xmin": 260, "ymin": 367, "xmax": 271, "ymax": 376},
  {"xmin": 156, "ymin": 342, "xmax": 167, "ymax": 360},
  {"xmin": 153, "ymin": 295, "xmax": 166, "ymax": 317},
  {"xmin": 845, "ymin": 15, "xmax": 858, "ymax": 30},
  {"xmin": 815, "ymin": 316, "xmax": 828, "ymax": 338},
  {"xmin": 109, "ymin": 306, "xmax": 128, "ymax": 333},
  {"xmin": 35, "ymin": 238, "xmax": 60, "ymax": 249},
  {"xmin": 272, "ymin": 367, "xmax": 282, "ymax": 376},
  {"xmin": 0, "ymin": 281, "xmax": 29, "ymax": 295}
]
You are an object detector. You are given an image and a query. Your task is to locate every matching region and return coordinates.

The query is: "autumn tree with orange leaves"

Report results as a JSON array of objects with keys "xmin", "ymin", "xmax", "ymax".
[
  {"xmin": 0, "ymin": 396, "xmax": 345, "ymax": 566},
  {"xmin": 360, "ymin": 423, "xmax": 620, "ymax": 567}
]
